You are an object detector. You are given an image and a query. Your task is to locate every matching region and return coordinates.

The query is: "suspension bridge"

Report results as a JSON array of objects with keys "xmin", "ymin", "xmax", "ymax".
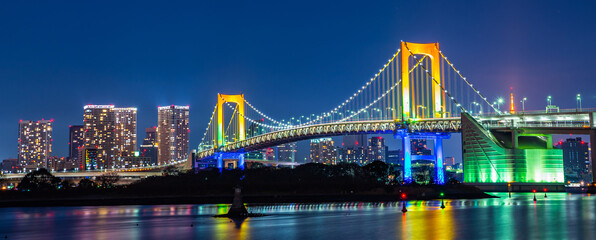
[{"xmin": 193, "ymin": 41, "xmax": 596, "ymax": 186}]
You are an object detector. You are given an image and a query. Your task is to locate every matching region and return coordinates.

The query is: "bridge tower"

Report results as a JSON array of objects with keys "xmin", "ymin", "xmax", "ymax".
[
  {"xmin": 401, "ymin": 42, "xmax": 443, "ymax": 120},
  {"xmin": 399, "ymin": 42, "xmax": 447, "ymax": 184},
  {"xmin": 217, "ymin": 94, "xmax": 246, "ymax": 147},
  {"xmin": 216, "ymin": 94, "xmax": 246, "ymax": 170}
]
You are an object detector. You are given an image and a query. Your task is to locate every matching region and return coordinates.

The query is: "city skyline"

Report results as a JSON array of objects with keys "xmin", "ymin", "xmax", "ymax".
[{"xmin": 1, "ymin": 1, "xmax": 596, "ymax": 161}]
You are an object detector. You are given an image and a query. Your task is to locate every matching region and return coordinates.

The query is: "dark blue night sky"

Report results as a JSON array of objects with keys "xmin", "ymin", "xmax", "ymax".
[{"xmin": 1, "ymin": 1, "xmax": 595, "ymax": 160}]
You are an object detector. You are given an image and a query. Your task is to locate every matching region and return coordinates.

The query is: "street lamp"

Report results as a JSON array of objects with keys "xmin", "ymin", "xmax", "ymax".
[
  {"xmin": 386, "ymin": 107, "xmax": 395, "ymax": 119},
  {"xmin": 362, "ymin": 109, "xmax": 370, "ymax": 120},
  {"xmin": 577, "ymin": 94, "xmax": 582, "ymax": 112},
  {"xmin": 547, "ymin": 96, "xmax": 552, "ymax": 106},
  {"xmin": 496, "ymin": 97, "xmax": 504, "ymax": 111},
  {"xmin": 373, "ymin": 108, "xmax": 382, "ymax": 119},
  {"xmin": 520, "ymin": 97, "xmax": 527, "ymax": 113},
  {"xmin": 469, "ymin": 102, "xmax": 482, "ymax": 115}
]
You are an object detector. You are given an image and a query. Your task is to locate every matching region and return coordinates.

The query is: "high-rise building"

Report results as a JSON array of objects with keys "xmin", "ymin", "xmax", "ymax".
[
  {"xmin": 68, "ymin": 125, "xmax": 84, "ymax": 168},
  {"xmin": 265, "ymin": 148, "xmax": 276, "ymax": 161},
  {"xmin": 445, "ymin": 157, "xmax": 456, "ymax": 166},
  {"xmin": 140, "ymin": 127, "xmax": 158, "ymax": 165},
  {"xmin": 556, "ymin": 137, "xmax": 590, "ymax": 182},
  {"xmin": 83, "ymin": 105, "xmax": 137, "ymax": 169},
  {"xmin": 18, "ymin": 119, "xmax": 53, "ymax": 171},
  {"xmin": 343, "ymin": 134, "xmax": 367, "ymax": 149},
  {"xmin": 82, "ymin": 148, "xmax": 99, "ymax": 170},
  {"xmin": 1, "ymin": 158, "xmax": 19, "ymax": 173},
  {"xmin": 310, "ymin": 138, "xmax": 336, "ymax": 164},
  {"xmin": 278, "ymin": 142, "xmax": 297, "ymax": 162},
  {"xmin": 367, "ymin": 136, "xmax": 386, "ymax": 162},
  {"xmin": 144, "ymin": 127, "xmax": 157, "ymax": 145},
  {"xmin": 48, "ymin": 156, "xmax": 71, "ymax": 172},
  {"xmin": 342, "ymin": 134, "xmax": 368, "ymax": 165},
  {"xmin": 84, "ymin": 105, "xmax": 116, "ymax": 169},
  {"xmin": 412, "ymin": 139, "xmax": 431, "ymax": 155},
  {"xmin": 157, "ymin": 105, "xmax": 190, "ymax": 164},
  {"xmin": 386, "ymin": 150, "xmax": 402, "ymax": 166},
  {"xmin": 114, "ymin": 107, "xmax": 137, "ymax": 161}
]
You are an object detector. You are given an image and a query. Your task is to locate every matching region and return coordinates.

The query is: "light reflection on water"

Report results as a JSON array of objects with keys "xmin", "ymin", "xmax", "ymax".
[{"xmin": 0, "ymin": 192, "xmax": 595, "ymax": 239}]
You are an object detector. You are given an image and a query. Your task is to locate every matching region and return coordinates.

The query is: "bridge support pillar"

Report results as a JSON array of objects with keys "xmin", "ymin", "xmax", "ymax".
[
  {"xmin": 238, "ymin": 153, "xmax": 245, "ymax": 170},
  {"xmin": 397, "ymin": 130, "xmax": 449, "ymax": 184},
  {"xmin": 512, "ymin": 130, "xmax": 519, "ymax": 149},
  {"xmin": 402, "ymin": 135, "xmax": 412, "ymax": 183},
  {"xmin": 217, "ymin": 153, "xmax": 224, "ymax": 172},
  {"xmin": 434, "ymin": 137, "xmax": 445, "ymax": 184}
]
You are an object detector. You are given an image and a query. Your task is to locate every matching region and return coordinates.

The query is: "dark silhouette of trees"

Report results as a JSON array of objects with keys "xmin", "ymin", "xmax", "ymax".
[
  {"xmin": 18, "ymin": 168, "xmax": 61, "ymax": 191},
  {"xmin": 78, "ymin": 178, "xmax": 97, "ymax": 190},
  {"xmin": 96, "ymin": 172, "xmax": 120, "ymax": 188},
  {"xmin": 60, "ymin": 179, "xmax": 74, "ymax": 190},
  {"xmin": 363, "ymin": 161, "xmax": 389, "ymax": 183}
]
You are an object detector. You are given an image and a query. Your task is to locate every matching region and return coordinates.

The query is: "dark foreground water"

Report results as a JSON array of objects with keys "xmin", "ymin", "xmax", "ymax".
[{"xmin": 1, "ymin": 193, "xmax": 595, "ymax": 239}]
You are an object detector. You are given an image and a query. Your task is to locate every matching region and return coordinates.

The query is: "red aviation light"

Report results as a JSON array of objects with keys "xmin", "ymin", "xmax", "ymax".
[{"xmin": 401, "ymin": 193, "xmax": 407, "ymax": 199}]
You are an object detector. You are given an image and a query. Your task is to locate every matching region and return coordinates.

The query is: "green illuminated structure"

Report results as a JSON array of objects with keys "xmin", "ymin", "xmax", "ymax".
[{"xmin": 462, "ymin": 113, "xmax": 564, "ymax": 183}]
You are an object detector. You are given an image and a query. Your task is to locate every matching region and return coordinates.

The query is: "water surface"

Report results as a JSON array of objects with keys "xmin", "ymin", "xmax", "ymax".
[{"xmin": 1, "ymin": 193, "xmax": 595, "ymax": 239}]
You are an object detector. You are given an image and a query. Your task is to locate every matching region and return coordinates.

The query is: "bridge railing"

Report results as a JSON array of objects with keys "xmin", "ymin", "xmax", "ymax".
[
  {"xmin": 477, "ymin": 108, "xmax": 596, "ymax": 117},
  {"xmin": 481, "ymin": 120, "xmax": 590, "ymax": 129}
]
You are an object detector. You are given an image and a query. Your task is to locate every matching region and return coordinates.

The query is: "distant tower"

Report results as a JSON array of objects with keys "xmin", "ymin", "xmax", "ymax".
[
  {"xmin": 18, "ymin": 120, "xmax": 53, "ymax": 171},
  {"xmin": 157, "ymin": 105, "xmax": 190, "ymax": 165},
  {"xmin": 510, "ymin": 87, "xmax": 515, "ymax": 114}
]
